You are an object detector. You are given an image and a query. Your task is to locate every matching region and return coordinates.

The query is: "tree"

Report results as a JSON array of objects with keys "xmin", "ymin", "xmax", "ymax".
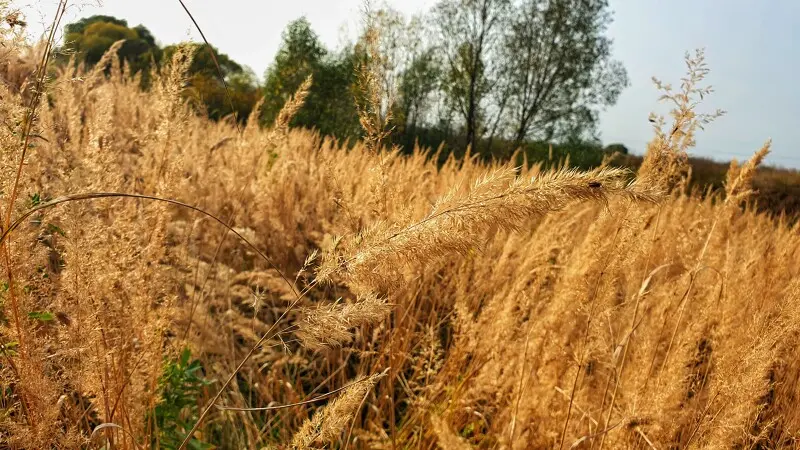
[
  {"xmin": 163, "ymin": 43, "xmax": 258, "ymax": 122},
  {"xmin": 432, "ymin": 0, "xmax": 510, "ymax": 152},
  {"xmin": 396, "ymin": 49, "xmax": 441, "ymax": 135},
  {"xmin": 604, "ymin": 143, "xmax": 629, "ymax": 155},
  {"xmin": 373, "ymin": 14, "xmax": 441, "ymax": 139},
  {"xmin": 371, "ymin": 8, "xmax": 407, "ymax": 105},
  {"xmin": 62, "ymin": 15, "xmax": 161, "ymax": 78},
  {"xmin": 163, "ymin": 43, "xmax": 244, "ymax": 80},
  {"xmin": 262, "ymin": 17, "xmax": 326, "ymax": 124},
  {"xmin": 502, "ymin": 0, "xmax": 628, "ymax": 144},
  {"xmin": 262, "ymin": 18, "xmax": 360, "ymax": 139},
  {"xmin": 311, "ymin": 46, "xmax": 362, "ymax": 139}
]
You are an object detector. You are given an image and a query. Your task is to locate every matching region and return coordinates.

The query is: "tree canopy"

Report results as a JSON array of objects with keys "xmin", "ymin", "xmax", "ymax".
[
  {"xmin": 261, "ymin": 17, "xmax": 360, "ymax": 139},
  {"xmin": 163, "ymin": 43, "xmax": 258, "ymax": 121},
  {"xmin": 59, "ymin": 2, "xmax": 628, "ymax": 164},
  {"xmin": 63, "ymin": 15, "xmax": 161, "ymax": 76}
]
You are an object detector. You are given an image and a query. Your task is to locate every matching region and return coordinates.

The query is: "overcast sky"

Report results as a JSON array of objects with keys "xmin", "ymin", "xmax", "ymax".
[{"xmin": 12, "ymin": 0, "xmax": 800, "ymax": 168}]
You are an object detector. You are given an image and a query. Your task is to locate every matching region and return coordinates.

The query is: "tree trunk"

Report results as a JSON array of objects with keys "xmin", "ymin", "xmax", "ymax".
[
  {"xmin": 514, "ymin": 121, "xmax": 528, "ymax": 147},
  {"xmin": 466, "ymin": 96, "xmax": 477, "ymax": 152}
]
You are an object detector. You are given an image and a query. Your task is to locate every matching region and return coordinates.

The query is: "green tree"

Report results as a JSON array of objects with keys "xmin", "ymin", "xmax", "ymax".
[
  {"xmin": 262, "ymin": 18, "xmax": 360, "ymax": 139},
  {"xmin": 163, "ymin": 43, "xmax": 244, "ymax": 79},
  {"xmin": 262, "ymin": 17, "xmax": 325, "ymax": 124},
  {"xmin": 163, "ymin": 44, "xmax": 259, "ymax": 122},
  {"xmin": 62, "ymin": 15, "xmax": 161, "ymax": 78},
  {"xmin": 313, "ymin": 47, "xmax": 363, "ymax": 139},
  {"xmin": 604, "ymin": 143, "xmax": 629, "ymax": 155}
]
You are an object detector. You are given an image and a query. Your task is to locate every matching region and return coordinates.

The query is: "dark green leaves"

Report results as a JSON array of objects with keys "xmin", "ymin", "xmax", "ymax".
[{"xmin": 27, "ymin": 311, "xmax": 55, "ymax": 322}]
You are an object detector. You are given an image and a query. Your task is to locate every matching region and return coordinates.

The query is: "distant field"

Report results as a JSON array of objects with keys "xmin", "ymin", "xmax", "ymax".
[{"xmin": 622, "ymin": 154, "xmax": 800, "ymax": 217}]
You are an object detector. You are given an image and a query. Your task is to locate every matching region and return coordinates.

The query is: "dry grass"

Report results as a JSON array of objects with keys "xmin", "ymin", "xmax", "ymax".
[{"xmin": 0, "ymin": 6, "xmax": 797, "ymax": 450}]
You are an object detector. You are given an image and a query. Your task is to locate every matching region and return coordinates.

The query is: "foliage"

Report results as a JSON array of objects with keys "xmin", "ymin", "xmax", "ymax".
[
  {"xmin": 603, "ymin": 142, "xmax": 629, "ymax": 155},
  {"xmin": 58, "ymin": 3, "xmax": 628, "ymax": 153},
  {"xmin": 394, "ymin": 48, "xmax": 441, "ymax": 135},
  {"xmin": 151, "ymin": 349, "xmax": 214, "ymax": 450},
  {"xmin": 163, "ymin": 43, "xmax": 259, "ymax": 122},
  {"xmin": 432, "ymin": 0, "xmax": 510, "ymax": 152},
  {"xmin": 262, "ymin": 17, "xmax": 360, "ymax": 139},
  {"xmin": 163, "ymin": 43, "xmax": 243, "ymax": 79},
  {"xmin": 502, "ymin": 0, "xmax": 628, "ymax": 143},
  {"xmin": 62, "ymin": 15, "xmax": 161, "ymax": 82},
  {"xmin": 262, "ymin": 17, "xmax": 325, "ymax": 113},
  {"xmin": 63, "ymin": 15, "xmax": 260, "ymax": 121}
]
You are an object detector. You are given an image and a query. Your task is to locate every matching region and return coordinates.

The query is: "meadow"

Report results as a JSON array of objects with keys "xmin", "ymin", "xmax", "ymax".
[{"xmin": 0, "ymin": 5, "xmax": 799, "ymax": 450}]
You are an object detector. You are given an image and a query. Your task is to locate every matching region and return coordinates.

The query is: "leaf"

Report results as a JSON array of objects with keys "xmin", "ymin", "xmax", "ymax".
[
  {"xmin": 27, "ymin": 311, "xmax": 55, "ymax": 322},
  {"xmin": 29, "ymin": 192, "xmax": 41, "ymax": 207},
  {"xmin": 0, "ymin": 341, "xmax": 19, "ymax": 356},
  {"xmin": 91, "ymin": 423, "xmax": 123, "ymax": 438},
  {"xmin": 46, "ymin": 223, "xmax": 66, "ymax": 237},
  {"xmin": 90, "ymin": 422, "xmax": 140, "ymax": 443},
  {"xmin": 180, "ymin": 347, "xmax": 191, "ymax": 365}
]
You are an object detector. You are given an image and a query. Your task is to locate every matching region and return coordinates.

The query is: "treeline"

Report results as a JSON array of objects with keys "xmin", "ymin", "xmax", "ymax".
[
  {"xmin": 59, "ymin": 15, "xmax": 260, "ymax": 122},
  {"xmin": 59, "ymin": 8, "xmax": 800, "ymax": 218},
  {"xmin": 58, "ymin": 0, "xmax": 629, "ymax": 164}
]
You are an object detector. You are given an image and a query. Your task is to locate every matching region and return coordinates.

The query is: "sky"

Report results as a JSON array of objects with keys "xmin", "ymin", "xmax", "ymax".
[{"xmin": 11, "ymin": 0, "xmax": 800, "ymax": 169}]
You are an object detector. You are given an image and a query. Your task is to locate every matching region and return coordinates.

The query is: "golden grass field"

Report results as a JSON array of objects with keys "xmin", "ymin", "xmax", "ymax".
[{"xmin": 0, "ymin": 7, "xmax": 799, "ymax": 450}]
